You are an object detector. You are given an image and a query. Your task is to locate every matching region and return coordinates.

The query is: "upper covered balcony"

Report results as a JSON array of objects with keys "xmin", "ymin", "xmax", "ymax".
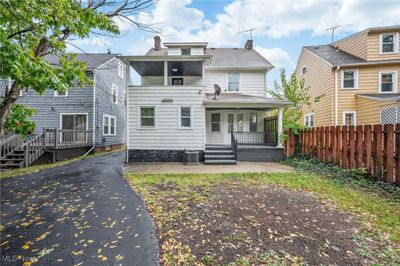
[
  {"xmin": 127, "ymin": 59, "xmax": 207, "ymax": 87},
  {"xmin": 121, "ymin": 37, "xmax": 211, "ymax": 88}
]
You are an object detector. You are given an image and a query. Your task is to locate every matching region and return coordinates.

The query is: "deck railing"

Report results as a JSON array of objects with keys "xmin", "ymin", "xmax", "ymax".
[
  {"xmin": 0, "ymin": 134, "xmax": 23, "ymax": 159},
  {"xmin": 23, "ymin": 133, "xmax": 45, "ymax": 167},
  {"xmin": 233, "ymin": 131, "xmax": 278, "ymax": 146},
  {"xmin": 44, "ymin": 128, "xmax": 93, "ymax": 149}
]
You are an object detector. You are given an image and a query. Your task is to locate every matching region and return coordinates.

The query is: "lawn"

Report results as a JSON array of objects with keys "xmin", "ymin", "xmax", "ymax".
[{"xmin": 126, "ymin": 170, "xmax": 400, "ymax": 265}]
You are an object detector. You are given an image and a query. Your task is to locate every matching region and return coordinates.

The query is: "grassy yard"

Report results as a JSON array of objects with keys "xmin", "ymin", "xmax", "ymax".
[
  {"xmin": 0, "ymin": 149, "xmax": 123, "ymax": 179},
  {"xmin": 126, "ymin": 170, "xmax": 400, "ymax": 265}
]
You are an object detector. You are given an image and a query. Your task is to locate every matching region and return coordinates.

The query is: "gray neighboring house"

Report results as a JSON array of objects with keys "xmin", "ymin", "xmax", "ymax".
[{"xmin": 0, "ymin": 53, "xmax": 127, "ymax": 151}]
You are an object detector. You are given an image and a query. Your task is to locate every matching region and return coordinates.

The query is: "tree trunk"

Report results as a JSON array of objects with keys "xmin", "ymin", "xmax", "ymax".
[{"xmin": 0, "ymin": 81, "xmax": 22, "ymax": 138}]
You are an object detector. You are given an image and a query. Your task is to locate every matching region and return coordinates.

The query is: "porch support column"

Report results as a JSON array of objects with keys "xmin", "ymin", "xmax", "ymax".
[
  {"xmin": 163, "ymin": 61, "xmax": 168, "ymax": 86},
  {"xmin": 277, "ymin": 106, "xmax": 283, "ymax": 148}
]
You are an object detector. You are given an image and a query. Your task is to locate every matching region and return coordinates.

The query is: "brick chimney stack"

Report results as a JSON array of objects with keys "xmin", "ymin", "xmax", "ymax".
[
  {"xmin": 154, "ymin": 36, "xmax": 161, "ymax": 50},
  {"xmin": 244, "ymin": 39, "xmax": 253, "ymax": 50}
]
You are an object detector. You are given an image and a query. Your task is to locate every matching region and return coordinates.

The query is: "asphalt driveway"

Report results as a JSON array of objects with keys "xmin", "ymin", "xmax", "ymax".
[{"xmin": 0, "ymin": 152, "xmax": 158, "ymax": 265}]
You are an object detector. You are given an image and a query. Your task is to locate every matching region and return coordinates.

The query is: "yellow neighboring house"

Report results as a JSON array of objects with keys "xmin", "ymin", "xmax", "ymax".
[{"xmin": 295, "ymin": 26, "xmax": 400, "ymax": 127}]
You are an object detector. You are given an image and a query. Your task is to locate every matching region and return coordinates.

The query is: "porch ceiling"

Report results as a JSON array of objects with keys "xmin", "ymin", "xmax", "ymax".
[{"xmin": 204, "ymin": 93, "xmax": 292, "ymax": 108}]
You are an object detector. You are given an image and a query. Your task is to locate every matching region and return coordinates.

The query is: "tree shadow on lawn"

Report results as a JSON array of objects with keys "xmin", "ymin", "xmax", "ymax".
[{"xmin": 133, "ymin": 178, "xmax": 399, "ymax": 265}]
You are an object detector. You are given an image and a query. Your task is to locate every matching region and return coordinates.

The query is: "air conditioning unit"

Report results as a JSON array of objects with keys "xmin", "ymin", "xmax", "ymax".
[{"xmin": 185, "ymin": 150, "xmax": 199, "ymax": 165}]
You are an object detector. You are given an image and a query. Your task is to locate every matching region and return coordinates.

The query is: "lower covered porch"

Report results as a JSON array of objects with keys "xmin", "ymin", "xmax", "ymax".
[{"xmin": 203, "ymin": 93, "xmax": 291, "ymax": 163}]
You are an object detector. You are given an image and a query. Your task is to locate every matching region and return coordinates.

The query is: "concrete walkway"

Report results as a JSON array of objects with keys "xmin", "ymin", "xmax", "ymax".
[
  {"xmin": 126, "ymin": 162, "xmax": 293, "ymax": 174},
  {"xmin": 1, "ymin": 152, "xmax": 158, "ymax": 265}
]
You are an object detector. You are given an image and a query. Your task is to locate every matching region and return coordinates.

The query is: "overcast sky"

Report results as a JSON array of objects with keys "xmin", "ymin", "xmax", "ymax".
[{"xmin": 69, "ymin": 0, "xmax": 400, "ymax": 87}]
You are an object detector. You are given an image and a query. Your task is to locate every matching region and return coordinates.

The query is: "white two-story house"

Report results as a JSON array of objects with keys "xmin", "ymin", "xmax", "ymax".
[{"xmin": 122, "ymin": 37, "xmax": 291, "ymax": 164}]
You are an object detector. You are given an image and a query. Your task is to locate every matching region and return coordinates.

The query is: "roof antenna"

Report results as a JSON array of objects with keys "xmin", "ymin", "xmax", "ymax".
[
  {"xmin": 326, "ymin": 25, "xmax": 341, "ymax": 44},
  {"xmin": 238, "ymin": 27, "xmax": 259, "ymax": 40}
]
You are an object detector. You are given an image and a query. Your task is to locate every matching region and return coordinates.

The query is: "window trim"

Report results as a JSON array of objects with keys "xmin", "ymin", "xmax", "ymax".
[
  {"xmin": 379, "ymin": 71, "xmax": 398, "ymax": 93},
  {"xmin": 139, "ymin": 106, "xmax": 156, "ymax": 129},
  {"xmin": 379, "ymin": 32, "xmax": 399, "ymax": 54},
  {"xmin": 304, "ymin": 113, "xmax": 314, "ymax": 127},
  {"xmin": 211, "ymin": 112, "xmax": 221, "ymax": 132},
  {"xmin": 54, "ymin": 89, "xmax": 69, "ymax": 97},
  {"xmin": 111, "ymin": 84, "xmax": 118, "ymax": 104},
  {"xmin": 301, "ymin": 65, "xmax": 307, "ymax": 76},
  {"xmin": 178, "ymin": 106, "xmax": 192, "ymax": 129},
  {"xmin": 341, "ymin": 69, "xmax": 358, "ymax": 90},
  {"xmin": 227, "ymin": 72, "xmax": 240, "ymax": 92},
  {"xmin": 117, "ymin": 62, "xmax": 125, "ymax": 79},
  {"xmin": 342, "ymin": 111, "xmax": 357, "ymax": 126},
  {"xmin": 103, "ymin": 114, "xmax": 116, "ymax": 136}
]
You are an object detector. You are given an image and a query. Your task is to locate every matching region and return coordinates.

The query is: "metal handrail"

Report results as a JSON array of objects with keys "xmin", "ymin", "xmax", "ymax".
[
  {"xmin": 233, "ymin": 131, "xmax": 278, "ymax": 146},
  {"xmin": 231, "ymin": 131, "xmax": 238, "ymax": 161}
]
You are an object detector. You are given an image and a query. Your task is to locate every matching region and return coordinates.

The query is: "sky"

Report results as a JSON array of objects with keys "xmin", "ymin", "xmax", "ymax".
[{"xmin": 69, "ymin": 0, "xmax": 400, "ymax": 88}]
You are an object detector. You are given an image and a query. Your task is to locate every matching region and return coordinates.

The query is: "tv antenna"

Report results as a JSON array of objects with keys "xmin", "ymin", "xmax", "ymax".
[
  {"xmin": 326, "ymin": 25, "xmax": 341, "ymax": 43},
  {"xmin": 238, "ymin": 27, "xmax": 259, "ymax": 40}
]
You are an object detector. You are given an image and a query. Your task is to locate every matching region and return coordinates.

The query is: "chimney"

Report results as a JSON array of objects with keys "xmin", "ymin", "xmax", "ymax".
[
  {"xmin": 154, "ymin": 36, "xmax": 161, "ymax": 50},
  {"xmin": 244, "ymin": 39, "xmax": 253, "ymax": 50}
]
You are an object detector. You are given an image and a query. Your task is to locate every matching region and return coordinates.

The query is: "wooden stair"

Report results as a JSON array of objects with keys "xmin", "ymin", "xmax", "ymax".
[{"xmin": 204, "ymin": 145, "xmax": 237, "ymax": 165}]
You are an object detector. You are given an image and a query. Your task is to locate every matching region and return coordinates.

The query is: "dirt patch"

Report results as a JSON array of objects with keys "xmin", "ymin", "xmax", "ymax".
[{"xmin": 144, "ymin": 181, "xmax": 382, "ymax": 265}]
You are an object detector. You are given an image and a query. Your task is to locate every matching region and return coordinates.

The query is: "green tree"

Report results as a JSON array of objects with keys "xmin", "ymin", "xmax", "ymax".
[
  {"xmin": 269, "ymin": 69, "xmax": 324, "ymax": 135},
  {"xmin": 4, "ymin": 104, "xmax": 36, "ymax": 138},
  {"xmin": 0, "ymin": 0, "xmax": 155, "ymax": 137}
]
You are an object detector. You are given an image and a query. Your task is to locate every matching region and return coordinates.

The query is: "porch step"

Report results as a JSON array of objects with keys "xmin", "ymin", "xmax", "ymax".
[
  {"xmin": 205, "ymin": 145, "xmax": 232, "ymax": 150},
  {"xmin": 204, "ymin": 159, "xmax": 237, "ymax": 165},
  {"xmin": 204, "ymin": 154, "xmax": 234, "ymax": 160},
  {"xmin": 204, "ymin": 145, "xmax": 236, "ymax": 165}
]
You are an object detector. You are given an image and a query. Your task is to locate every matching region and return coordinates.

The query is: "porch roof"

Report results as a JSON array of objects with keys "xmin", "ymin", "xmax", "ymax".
[
  {"xmin": 204, "ymin": 93, "xmax": 292, "ymax": 108},
  {"xmin": 356, "ymin": 93, "xmax": 400, "ymax": 101}
]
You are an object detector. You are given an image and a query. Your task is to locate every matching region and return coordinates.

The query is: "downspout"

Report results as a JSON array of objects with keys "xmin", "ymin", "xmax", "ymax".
[
  {"xmin": 125, "ymin": 60, "xmax": 129, "ymax": 163},
  {"xmin": 334, "ymin": 66, "xmax": 340, "ymax": 126},
  {"xmin": 92, "ymin": 70, "xmax": 96, "ymax": 150}
]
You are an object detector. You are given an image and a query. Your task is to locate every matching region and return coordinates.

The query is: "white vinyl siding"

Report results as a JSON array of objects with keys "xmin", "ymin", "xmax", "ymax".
[
  {"xmin": 127, "ymin": 86, "xmax": 205, "ymax": 150},
  {"xmin": 205, "ymin": 70, "xmax": 267, "ymax": 96}
]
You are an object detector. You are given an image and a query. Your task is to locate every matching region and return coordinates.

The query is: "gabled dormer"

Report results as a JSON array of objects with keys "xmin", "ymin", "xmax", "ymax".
[
  {"xmin": 162, "ymin": 41, "xmax": 208, "ymax": 56},
  {"xmin": 333, "ymin": 26, "xmax": 400, "ymax": 61}
]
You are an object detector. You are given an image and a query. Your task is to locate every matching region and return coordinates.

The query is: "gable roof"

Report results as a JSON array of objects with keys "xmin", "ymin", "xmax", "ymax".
[
  {"xmin": 145, "ymin": 48, "xmax": 273, "ymax": 69},
  {"xmin": 45, "ymin": 53, "xmax": 119, "ymax": 70},
  {"xmin": 303, "ymin": 45, "xmax": 366, "ymax": 66}
]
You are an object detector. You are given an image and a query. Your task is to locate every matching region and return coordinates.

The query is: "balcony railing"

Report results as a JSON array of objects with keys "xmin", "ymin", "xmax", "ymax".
[{"xmin": 233, "ymin": 131, "xmax": 278, "ymax": 146}]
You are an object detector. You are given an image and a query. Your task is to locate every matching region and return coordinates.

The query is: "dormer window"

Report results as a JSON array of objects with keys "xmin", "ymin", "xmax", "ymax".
[
  {"xmin": 181, "ymin": 48, "xmax": 191, "ymax": 55},
  {"xmin": 380, "ymin": 33, "xmax": 398, "ymax": 54}
]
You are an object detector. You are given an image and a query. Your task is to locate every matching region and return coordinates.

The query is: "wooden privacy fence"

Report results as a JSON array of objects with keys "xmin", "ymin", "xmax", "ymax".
[{"xmin": 285, "ymin": 124, "xmax": 400, "ymax": 185}]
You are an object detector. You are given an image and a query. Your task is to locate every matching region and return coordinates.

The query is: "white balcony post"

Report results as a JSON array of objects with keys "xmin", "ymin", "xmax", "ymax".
[
  {"xmin": 163, "ymin": 61, "xmax": 168, "ymax": 86},
  {"xmin": 277, "ymin": 106, "xmax": 283, "ymax": 147}
]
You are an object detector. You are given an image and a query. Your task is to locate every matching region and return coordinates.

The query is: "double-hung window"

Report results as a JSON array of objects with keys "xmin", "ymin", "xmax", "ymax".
[
  {"xmin": 140, "ymin": 107, "xmax": 155, "ymax": 127},
  {"xmin": 304, "ymin": 113, "xmax": 314, "ymax": 127},
  {"xmin": 342, "ymin": 70, "xmax": 357, "ymax": 89},
  {"xmin": 227, "ymin": 73, "xmax": 239, "ymax": 92},
  {"xmin": 103, "ymin": 115, "xmax": 116, "ymax": 135},
  {"xmin": 118, "ymin": 62, "xmax": 124, "ymax": 79},
  {"xmin": 380, "ymin": 33, "xmax": 398, "ymax": 54},
  {"xmin": 55, "ymin": 89, "xmax": 68, "ymax": 97},
  {"xmin": 343, "ymin": 111, "xmax": 356, "ymax": 126},
  {"xmin": 379, "ymin": 71, "xmax": 397, "ymax": 93},
  {"xmin": 112, "ymin": 84, "xmax": 118, "ymax": 104},
  {"xmin": 180, "ymin": 107, "xmax": 191, "ymax": 128},
  {"xmin": 211, "ymin": 113, "xmax": 220, "ymax": 132}
]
